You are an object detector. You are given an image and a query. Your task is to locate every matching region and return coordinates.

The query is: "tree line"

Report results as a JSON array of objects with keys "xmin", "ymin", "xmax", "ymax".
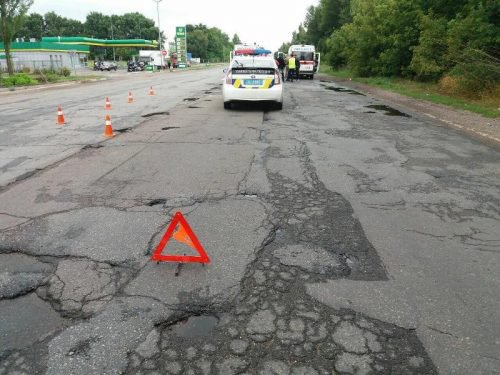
[
  {"xmin": 11, "ymin": 10, "xmax": 163, "ymax": 61},
  {"xmin": 280, "ymin": 0, "xmax": 499, "ymax": 98},
  {"xmin": 186, "ymin": 24, "xmax": 240, "ymax": 62},
  {"xmin": 1, "ymin": 1, "xmax": 238, "ymax": 67},
  {"xmin": 15, "ymin": 11, "xmax": 160, "ymax": 42}
]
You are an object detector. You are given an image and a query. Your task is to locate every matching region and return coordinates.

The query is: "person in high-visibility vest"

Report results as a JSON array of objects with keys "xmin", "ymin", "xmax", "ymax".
[{"xmin": 287, "ymin": 54, "xmax": 296, "ymax": 82}]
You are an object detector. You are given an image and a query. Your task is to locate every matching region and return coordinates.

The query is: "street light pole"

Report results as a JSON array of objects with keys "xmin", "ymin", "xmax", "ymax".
[
  {"xmin": 153, "ymin": 0, "xmax": 163, "ymax": 69},
  {"xmin": 110, "ymin": 20, "xmax": 116, "ymax": 62}
]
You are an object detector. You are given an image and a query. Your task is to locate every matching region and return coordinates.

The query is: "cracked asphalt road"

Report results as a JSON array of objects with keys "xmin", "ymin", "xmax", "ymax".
[{"xmin": 1, "ymin": 69, "xmax": 499, "ymax": 374}]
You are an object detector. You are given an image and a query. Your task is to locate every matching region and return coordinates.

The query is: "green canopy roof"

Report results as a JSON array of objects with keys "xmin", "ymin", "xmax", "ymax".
[
  {"xmin": 42, "ymin": 37, "xmax": 158, "ymax": 48},
  {"xmin": 0, "ymin": 41, "xmax": 90, "ymax": 53}
]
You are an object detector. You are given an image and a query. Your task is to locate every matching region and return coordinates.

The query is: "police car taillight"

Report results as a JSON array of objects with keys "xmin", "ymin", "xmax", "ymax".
[
  {"xmin": 274, "ymin": 70, "xmax": 281, "ymax": 85},
  {"xmin": 225, "ymin": 71, "xmax": 232, "ymax": 85}
]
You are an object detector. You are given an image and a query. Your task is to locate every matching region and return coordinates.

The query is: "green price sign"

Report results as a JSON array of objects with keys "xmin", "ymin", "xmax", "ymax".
[{"xmin": 175, "ymin": 26, "xmax": 187, "ymax": 68}]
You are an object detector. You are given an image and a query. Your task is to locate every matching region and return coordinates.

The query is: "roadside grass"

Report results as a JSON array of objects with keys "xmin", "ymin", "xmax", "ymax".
[{"xmin": 320, "ymin": 66, "xmax": 500, "ymax": 118}]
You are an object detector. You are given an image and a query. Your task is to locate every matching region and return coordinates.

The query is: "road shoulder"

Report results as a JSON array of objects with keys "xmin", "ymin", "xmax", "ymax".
[{"xmin": 317, "ymin": 74, "xmax": 500, "ymax": 147}]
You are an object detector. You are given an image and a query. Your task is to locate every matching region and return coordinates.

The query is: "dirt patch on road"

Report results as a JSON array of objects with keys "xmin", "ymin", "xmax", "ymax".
[{"xmin": 317, "ymin": 74, "xmax": 500, "ymax": 147}]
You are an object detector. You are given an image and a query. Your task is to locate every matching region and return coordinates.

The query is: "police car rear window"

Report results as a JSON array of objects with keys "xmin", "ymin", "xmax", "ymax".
[{"xmin": 231, "ymin": 59, "xmax": 275, "ymax": 69}]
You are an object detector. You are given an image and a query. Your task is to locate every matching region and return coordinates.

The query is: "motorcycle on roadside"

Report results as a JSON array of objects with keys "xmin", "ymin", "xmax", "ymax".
[
  {"xmin": 127, "ymin": 61, "xmax": 146, "ymax": 72},
  {"xmin": 127, "ymin": 61, "xmax": 140, "ymax": 72}
]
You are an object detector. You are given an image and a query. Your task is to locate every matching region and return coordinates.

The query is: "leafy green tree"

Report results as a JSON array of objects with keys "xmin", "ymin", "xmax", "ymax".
[
  {"xmin": 304, "ymin": 5, "xmax": 321, "ymax": 45},
  {"xmin": 280, "ymin": 0, "xmax": 352, "ymax": 54},
  {"xmin": 318, "ymin": 0, "xmax": 351, "ymax": 40},
  {"xmin": 445, "ymin": 0, "xmax": 500, "ymax": 95},
  {"xmin": 410, "ymin": 15, "xmax": 449, "ymax": 80},
  {"xmin": 84, "ymin": 12, "xmax": 110, "ymax": 39},
  {"xmin": 278, "ymin": 42, "xmax": 291, "ymax": 53},
  {"xmin": 325, "ymin": 25, "xmax": 351, "ymax": 67},
  {"xmin": 15, "ymin": 12, "xmax": 42, "ymax": 39},
  {"xmin": 187, "ymin": 24, "xmax": 207, "ymax": 32},
  {"xmin": 327, "ymin": 0, "xmax": 421, "ymax": 76},
  {"xmin": 280, "ymin": 0, "xmax": 499, "ymax": 100},
  {"xmin": 187, "ymin": 29, "xmax": 209, "ymax": 59},
  {"xmin": 186, "ymin": 24, "xmax": 233, "ymax": 62},
  {"xmin": 44, "ymin": 11, "xmax": 84, "ymax": 36},
  {"xmin": 206, "ymin": 27, "xmax": 229, "ymax": 61},
  {"xmin": 446, "ymin": 0, "xmax": 499, "ymax": 59},
  {"xmin": 119, "ymin": 12, "xmax": 158, "ymax": 40},
  {"xmin": 419, "ymin": 0, "xmax": 469, "ymax": 18},
  {"xmin": 291, "ymin": 24, "xmax": 308, "ymax": 44},
  {"xmin": 0, "ymin": 0, "xmax": 33, "ymax": 75},
  {"xmin": 232, "ymin": 33, "xmax": 241, "ymax": 45}
]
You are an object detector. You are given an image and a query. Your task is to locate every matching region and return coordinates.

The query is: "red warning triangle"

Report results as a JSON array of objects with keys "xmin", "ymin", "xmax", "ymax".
[{"xmin": 151, "ymin": 211, "xmax": 210, "ymax": 263}]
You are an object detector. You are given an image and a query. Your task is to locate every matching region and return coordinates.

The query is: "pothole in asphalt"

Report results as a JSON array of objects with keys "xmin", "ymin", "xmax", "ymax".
[
  {"xmin": 166, "ymin": 315, "xmax": 219, "ymax": 338},
  {"xmin": 82, "ymin": 144, "xmax": 104, "ymax": 150},
  {"xmin": 365, "ymin": 104, "xmax": 410, "ymax": 117},
  {"xmin": 126, "ymin": 141, "xmax": 437, "ymax": 374},
  {"xmin": 188, "ymin": 106, "xmax": 201, "ymax": 109},
  {"xmin": 364, "ymin": 111, "xmax": 376, "ymax": 114},
  {"xmin": 141, "ymin": 111, "xmax": 170, "ymax": 118},
  {"xmin": 161, "ymin": 127, "xmax": 180, "ymax": 131},
  {"xmin": 183, "ymin": 97, "xmax": 199, "ymax": 102},
  {"xmin": 67, "ymin": 337, "xmax": 100, "ymax": 357},
  {"xmin": 115, "ymin": 128, "xmax": 131, "ymax": 133},
  {"xmin": 323, "ymin": 85, "xmax": 365, "ymax": 96},
  {"xmin": 146, "ymin": 199, "xmax": 167, "ymax": 207},
  {"xmin": 135, "ymin": 243, "xmax": 436, "ymax": 374},
  {"xmin": 204, "ymin": 91, "xmax": 213, "ymax": 94}
]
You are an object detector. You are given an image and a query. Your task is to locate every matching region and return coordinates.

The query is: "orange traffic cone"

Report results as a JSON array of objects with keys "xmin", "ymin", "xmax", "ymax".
[
  {"xmin": 148, "ymin": 86, "xmax": 155, "ymax": 96},
  {"xmin": 57, "ymin": 105, "xmax": 65, "ymax": 125},
  {"xmin": 105, "ymin": 97, "xmax": 112, "ymax": 110},
  {"xmin": 103, "ymin": 115, "xmax": 115, "ymax": 138},
  {"xmin": 128, "ymin": 91, "xmax": 134, "ymax": 103}
]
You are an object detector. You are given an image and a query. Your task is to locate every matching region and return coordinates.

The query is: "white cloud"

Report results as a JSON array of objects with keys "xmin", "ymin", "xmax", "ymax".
[{"xmin": 30, "ymin": 0, "xmax": 318, "ymax": 51}]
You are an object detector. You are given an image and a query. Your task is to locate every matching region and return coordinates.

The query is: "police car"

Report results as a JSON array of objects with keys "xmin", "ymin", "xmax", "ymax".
[{"xmin": 222, "ymin": 49, "xmax": 283, "ymax": 110}]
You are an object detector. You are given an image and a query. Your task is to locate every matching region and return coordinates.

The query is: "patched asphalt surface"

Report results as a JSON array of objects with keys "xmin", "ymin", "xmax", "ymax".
[{"xmin": 1, "ymin": 70, "xmax": 499, "ymax": 374}]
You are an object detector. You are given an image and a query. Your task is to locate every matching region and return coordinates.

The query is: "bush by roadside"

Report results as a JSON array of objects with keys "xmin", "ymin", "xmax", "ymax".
[
  {"xmin": 0, "ymin": 68, "xmax": 71, "ymax": 87},
  {"xmin": 0, "ymin": 73, "xmax": 38, "ymax": 87},
  {"xmin": 0, "ymin": 68, "xmax": 102, "ymax": 89}
]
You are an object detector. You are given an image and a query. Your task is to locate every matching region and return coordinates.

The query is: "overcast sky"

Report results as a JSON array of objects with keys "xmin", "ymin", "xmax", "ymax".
[{"xmin": 30, "ymin": 0, "xmax": 318, "ymax": 51}]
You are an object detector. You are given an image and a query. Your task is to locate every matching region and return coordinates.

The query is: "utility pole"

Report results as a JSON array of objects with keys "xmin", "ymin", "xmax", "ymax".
[
  {"xmin": 153, "ymin": 0, "xmax": 163, "ymax": 69},
  {"xmin": 110, "ymin": 20, "xmax": 116, "ymax": 62}
]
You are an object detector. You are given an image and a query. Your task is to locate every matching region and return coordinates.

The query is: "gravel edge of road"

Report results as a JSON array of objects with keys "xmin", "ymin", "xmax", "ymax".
[{"xmin": 317, "ymin": 74, "xmax": 500, "ymax": 147}]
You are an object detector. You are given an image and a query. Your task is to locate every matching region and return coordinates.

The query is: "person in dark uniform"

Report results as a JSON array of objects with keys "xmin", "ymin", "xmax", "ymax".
[
  {"xmin": 277, "ymin": 55, "xmax": 286, "ymax": 80},
  {"xmin": 295, "ymin": 56, "xmax": 301, "ymax": 80}
]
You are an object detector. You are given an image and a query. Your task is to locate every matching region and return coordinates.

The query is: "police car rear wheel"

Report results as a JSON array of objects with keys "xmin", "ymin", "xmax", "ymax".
[{"xmin": 224, "ymin": 102, "xmax": 231, "ymax": 110}]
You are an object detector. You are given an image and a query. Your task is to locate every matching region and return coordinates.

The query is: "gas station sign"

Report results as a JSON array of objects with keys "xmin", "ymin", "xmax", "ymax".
[{"xmin": 175, "ymin": 26, "xmax": 187, "ymax": 68}]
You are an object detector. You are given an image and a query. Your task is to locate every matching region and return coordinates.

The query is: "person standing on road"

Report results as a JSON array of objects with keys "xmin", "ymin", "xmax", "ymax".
[
  {"xmin": 277, "ymin": 55, "xmax": 286, "ymax": 81},
  {"xmin": 168, "ymin": 60, "xmax": 172, "ymax": 71},
  {"xmin": 295, "ymin": 57, "xmax": 301, "ymax": 81},
  {"xmin": 287, "ymin": 54, "xmax": 296, "ymax": 82}
]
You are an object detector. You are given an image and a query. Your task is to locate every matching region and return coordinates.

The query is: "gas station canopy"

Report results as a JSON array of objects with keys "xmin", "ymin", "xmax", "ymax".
[{"xmin": 42, "ymin": 37, "xmax": 158, "ymax": 48}]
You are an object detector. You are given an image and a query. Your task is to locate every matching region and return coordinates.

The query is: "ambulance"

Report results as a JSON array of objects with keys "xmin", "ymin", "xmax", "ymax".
[{"xmin": 287, "ymin": 45, "xmax": 320, "ymax": 79}]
